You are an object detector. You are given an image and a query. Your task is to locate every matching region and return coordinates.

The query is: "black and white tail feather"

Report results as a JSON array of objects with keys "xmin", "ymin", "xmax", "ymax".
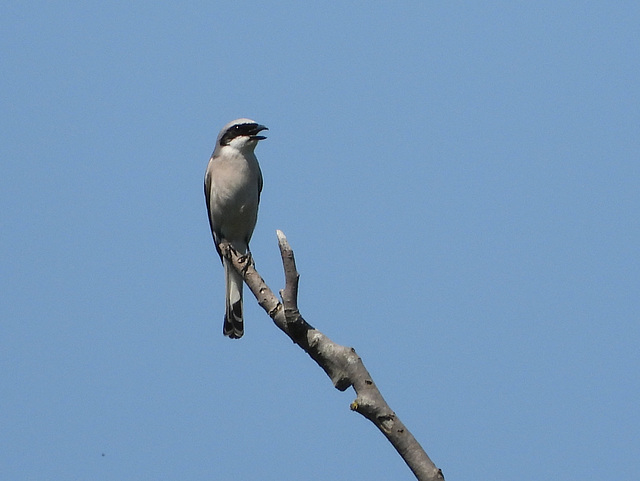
[{"xmin": 222, "ymin": 249, "xmax": 245, "ymax": 339}]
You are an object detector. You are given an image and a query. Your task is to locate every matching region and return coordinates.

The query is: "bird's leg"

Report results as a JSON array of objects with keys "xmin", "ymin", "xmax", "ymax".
[
  {"xmin": 218, "ymin": 241, "xmax": 234, "ymax": 257},
  {"xmin": 220, "ymin": 241, "xmax": 254, "ymax": 274}
]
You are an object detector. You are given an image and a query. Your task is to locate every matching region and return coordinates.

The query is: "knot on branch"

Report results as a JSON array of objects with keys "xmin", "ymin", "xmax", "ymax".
[
  {"xmin": 268, "ymin": 303, "xmax": 283, "ymax": 317},
  {"xmin": 376, "ymin": 413, "xmax": 396, "ymax": 433}
]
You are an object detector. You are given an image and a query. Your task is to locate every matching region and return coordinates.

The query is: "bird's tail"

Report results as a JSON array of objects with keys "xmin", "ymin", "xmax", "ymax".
[{"xmin": 223, "ymin": 257, "xmax": 244, "ymax": 339}]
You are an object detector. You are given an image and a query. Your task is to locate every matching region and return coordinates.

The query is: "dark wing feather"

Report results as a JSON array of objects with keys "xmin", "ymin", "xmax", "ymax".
[{"xmin": 204, "ymin": 164, "xmax": 223, "ymax": 263}]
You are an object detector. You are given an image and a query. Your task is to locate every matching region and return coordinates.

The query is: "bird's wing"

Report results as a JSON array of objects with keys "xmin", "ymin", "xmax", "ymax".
[{"xmin": 204, "ymin": 158, "xmax": 223, "ymax": 263}]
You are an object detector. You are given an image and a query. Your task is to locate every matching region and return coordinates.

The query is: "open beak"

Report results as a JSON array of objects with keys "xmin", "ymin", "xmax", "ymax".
[{"xmin": 250, "ymin": 124, "xmax": 268, "ymax": 141}]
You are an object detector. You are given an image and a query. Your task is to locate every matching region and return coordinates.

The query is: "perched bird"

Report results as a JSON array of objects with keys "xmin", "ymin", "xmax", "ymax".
[{"xmin": 204, "ymin": 118, "xmax": 267, "ymax": 339}]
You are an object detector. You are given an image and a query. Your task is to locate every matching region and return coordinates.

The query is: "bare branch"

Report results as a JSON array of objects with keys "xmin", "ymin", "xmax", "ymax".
[{"xmin": 220, "ymin": 231, "xmax": 444, "ymax": 481}]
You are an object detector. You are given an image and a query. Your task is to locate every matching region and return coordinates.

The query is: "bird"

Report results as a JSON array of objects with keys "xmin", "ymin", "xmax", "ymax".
[{"xmin": 204, "ymin": 118, "xmax": 267, "ymax": 339}]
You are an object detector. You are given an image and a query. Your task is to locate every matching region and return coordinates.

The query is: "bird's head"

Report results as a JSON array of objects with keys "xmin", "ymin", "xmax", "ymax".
[{"xmin": 217, "ymin": 118, "xmax": 268, "ymax": 153}]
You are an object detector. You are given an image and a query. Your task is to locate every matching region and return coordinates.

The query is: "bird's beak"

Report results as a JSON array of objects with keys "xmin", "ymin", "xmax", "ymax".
[{"xmin": 250, "ymin": 124, "xmax": 268, "ymax": 141}]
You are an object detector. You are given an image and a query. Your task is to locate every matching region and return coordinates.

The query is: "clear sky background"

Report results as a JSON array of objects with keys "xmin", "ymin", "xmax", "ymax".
[{"xmin": 1, "ymin": 2, "xmax": 638, "ymax": 480}]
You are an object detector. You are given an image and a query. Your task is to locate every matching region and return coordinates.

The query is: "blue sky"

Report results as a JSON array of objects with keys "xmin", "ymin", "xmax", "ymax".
[{"xmin": 1, "ymin": 1, "xmax": 639, "ymax": 479}]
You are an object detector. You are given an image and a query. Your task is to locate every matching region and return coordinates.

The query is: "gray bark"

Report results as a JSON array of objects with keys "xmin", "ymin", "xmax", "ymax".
[{"xmin": 221, "ymin": 230, "xmax": 444, "ymax": 481}]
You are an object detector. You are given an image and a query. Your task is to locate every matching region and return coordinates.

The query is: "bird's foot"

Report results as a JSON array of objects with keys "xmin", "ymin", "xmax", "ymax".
[
  {"xmin": 238, "ymin": 251, "xmax": 254, "ymax": 274},
  {"xmin": 219, "ymin": 241, "xmax": 234, "ymax": 256}
]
